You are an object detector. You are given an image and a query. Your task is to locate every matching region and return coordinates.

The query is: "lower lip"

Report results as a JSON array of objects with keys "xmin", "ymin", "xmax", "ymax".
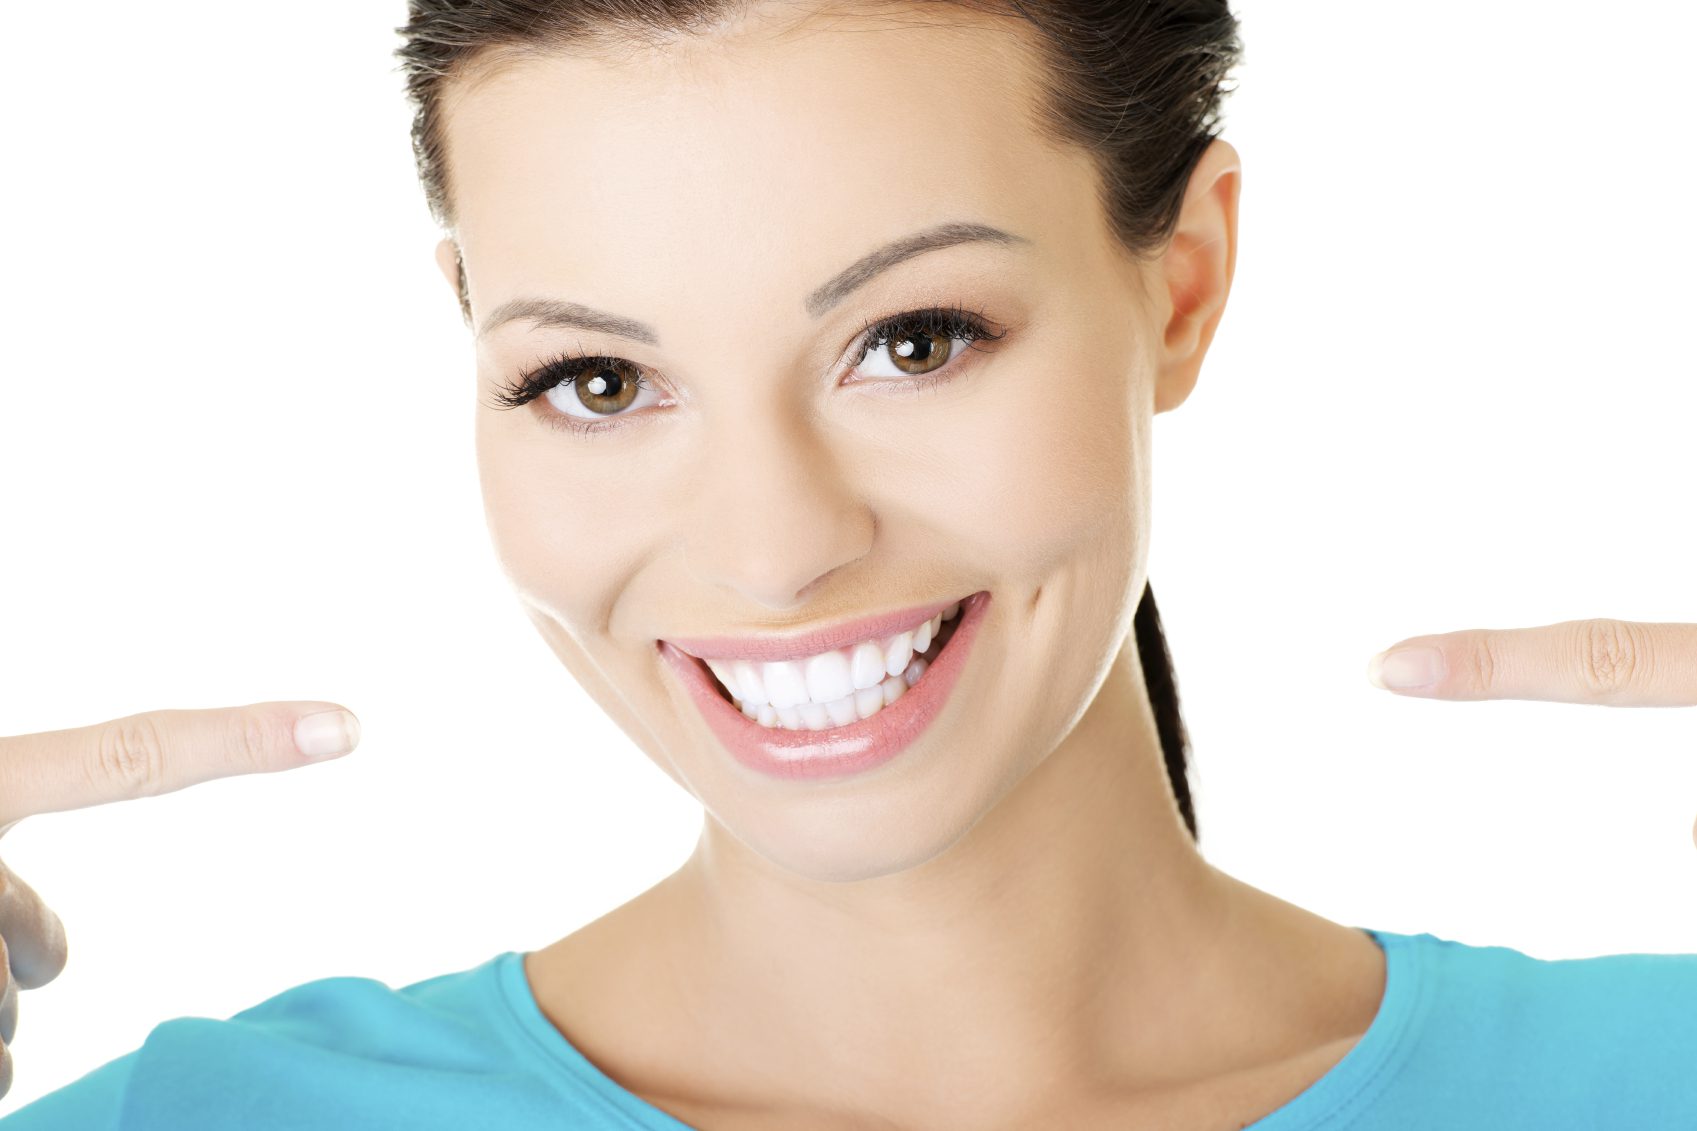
[{"xmin": 658, "ymin": 591, "xmax": 992, "ymax": 782}]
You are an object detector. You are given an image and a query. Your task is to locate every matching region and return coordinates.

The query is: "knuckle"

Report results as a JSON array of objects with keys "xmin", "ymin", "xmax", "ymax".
[
  {"xmin": 1466, "ymin": 631, "xmax": 1499, "ymax": 692},
  {"xmin": 1575, "ymin": 618, "xmax": 1642, "ymax": 699},
  {"xmin": 92, "ymin": 714, "xmax": 170, "ymax": 797},
  {"xmin": 227, "ymin": 711, "xmax": 274, "ymax": 772}
]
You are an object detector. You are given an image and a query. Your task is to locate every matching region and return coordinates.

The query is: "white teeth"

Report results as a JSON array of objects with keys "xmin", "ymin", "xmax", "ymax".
[
  {"xmin": 711, "ymin": 659, "xmax": 771, "ymax": 707},
  {"xmin": 803, "ymin": 649, "xmax": 854, "ymax": 705},
  {"xmin": 731, "ymin": 666, "xmax": 926, "ymax": 731},
  {"xmin": 706, "ymin": 660, "xmax": 736, "ymax": 692},
  {"xmin": 763, "ymin": 659, "xmax": 811, "ymax": 710},
  {"xmin": 698, "ymin": 598, "xmax": 971, "ymax": 721},
  {"xmin": 883, "ymin": 674, "xmax": 906, "ymax": 707},
  {"xmin": 850, "ymin": 641, "xmax": 888, "ymax": 690},
  {"xmin": 824, "ymin": 695, "xmax": 859, "ymax": 727},
  {"xmin": 883, "ymin": 630, "xmax": 914, "ymax": 679},
  {"xmin": 730, "ymin": 660, "xmax": 768, "ymax": 706}
]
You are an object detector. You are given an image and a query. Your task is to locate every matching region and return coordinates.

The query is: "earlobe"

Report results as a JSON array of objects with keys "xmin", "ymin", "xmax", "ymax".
[{"xmin": 1153, "ymin": 137, "xmax": 1242, "ymax": 415}]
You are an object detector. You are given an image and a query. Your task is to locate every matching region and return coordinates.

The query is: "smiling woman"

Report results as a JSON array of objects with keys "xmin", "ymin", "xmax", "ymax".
[{"xmin": 5, "ymin": 2, "xmax": 1697, "ymax": 1130}]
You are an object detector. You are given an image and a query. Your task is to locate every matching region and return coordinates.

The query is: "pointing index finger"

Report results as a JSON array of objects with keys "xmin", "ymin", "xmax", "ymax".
[
  {"xmin": 0, "ymin": 702, "xmax": 361, "ymax": 829},
  {"xmin": 1367, "ymin": 618, "xmax": 1697, "ymax": 706}
]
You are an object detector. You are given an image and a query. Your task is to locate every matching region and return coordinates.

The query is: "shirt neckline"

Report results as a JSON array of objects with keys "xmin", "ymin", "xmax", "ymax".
[
  {"xmin": 1241, "ymin": 925, "xmax": 1428, "ymax": 1128},
  {"xmin": 492, "ymin": 946, "xmax": 700, "ymax": 1128},
  {"xmin": 488, "ymin": 925, "xmax": 1426, "ymax": 1131}
]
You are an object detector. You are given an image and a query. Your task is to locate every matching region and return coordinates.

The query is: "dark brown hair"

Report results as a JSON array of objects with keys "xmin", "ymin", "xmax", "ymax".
[{"xmin": 395, "ymin": 0, "xmax": 1244, "ymax": 844}]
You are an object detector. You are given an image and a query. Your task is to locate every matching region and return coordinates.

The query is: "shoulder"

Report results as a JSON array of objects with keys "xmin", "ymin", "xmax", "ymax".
[
  {"xmin": 0, "ymin": 1047, "xmax": 137, "ymax": 1129},
  {"xmin": 0, "ymin": 963, "xmax": 508, "ymax": 1131},
  {"xmin": 1418, "ymin": 931, "xmax": 1697, "ymax": 1042},
  {"xmin": 1380, "ymin": 930, "xmax": 1697, "ymax": 1122},
  {"xmin": 109, "ymin": 952, "xmax": 574, "ymax": 1129},
  {"xmin": 204, "ymin": 956, "xmax": 514, "ymax": 1059}
]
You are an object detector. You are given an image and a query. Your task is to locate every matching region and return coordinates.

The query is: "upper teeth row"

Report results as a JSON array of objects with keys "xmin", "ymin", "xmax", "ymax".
[{"xmin": 702, "ymin": 600, "xmax": 962, "ymax": 710}]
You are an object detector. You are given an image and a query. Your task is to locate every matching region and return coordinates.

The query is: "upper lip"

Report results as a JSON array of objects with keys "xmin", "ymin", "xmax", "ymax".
[{"xmin": 663, "ymin": 593, "xmax": 969, "ymax": 664}]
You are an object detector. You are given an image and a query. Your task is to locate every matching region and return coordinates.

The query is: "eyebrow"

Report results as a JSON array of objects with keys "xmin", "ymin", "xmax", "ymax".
[{"xmin": 474, "ymin": 220, "xmax": 1029, "ymax": 344}]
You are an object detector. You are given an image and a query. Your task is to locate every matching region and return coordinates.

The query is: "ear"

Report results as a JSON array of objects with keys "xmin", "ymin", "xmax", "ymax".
[
  {"xmin": 433, "ymin": 237, "xmax": 471, "ymax": 324},
  {"xmin": 1152, "ymin": 138, "xmax": 1241, "ymax": 415}
]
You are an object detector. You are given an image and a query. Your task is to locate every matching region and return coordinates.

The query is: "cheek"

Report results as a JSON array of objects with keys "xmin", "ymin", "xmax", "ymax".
[
  {"xmin": 923, "ymin": 350, "xmax": 1145, "ymax": 576},
  {"xmin": 474, "ymin": 412, "xmax": 652, "ymax": 623},
  {"xmin": 475, "ymin": 416, "xmax": 686, "ymax": 771}
]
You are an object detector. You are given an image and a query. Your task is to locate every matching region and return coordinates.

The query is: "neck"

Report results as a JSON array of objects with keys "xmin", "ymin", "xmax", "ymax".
[{"xmin": 649, "ymin": 640, "xmax": 1244, "ymax": 1117}]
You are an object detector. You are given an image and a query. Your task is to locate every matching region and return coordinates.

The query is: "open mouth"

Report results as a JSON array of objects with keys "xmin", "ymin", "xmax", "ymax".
[
  {"xmin": 693, "ymin": 595, "xmax": 972, "ymax": 733},
  {"xmin": 658, "ymin": 591, "xmax": 992, "ymax": 779}
]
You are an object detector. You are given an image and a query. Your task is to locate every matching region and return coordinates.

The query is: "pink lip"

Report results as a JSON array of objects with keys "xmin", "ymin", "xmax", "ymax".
[
  {"xmin": 658, "ymin": 590, "xmax": 992, "ymax": 781},
  {"xmin": 663, "ymin": 594, "xmax": 964, "ymax": 663}
]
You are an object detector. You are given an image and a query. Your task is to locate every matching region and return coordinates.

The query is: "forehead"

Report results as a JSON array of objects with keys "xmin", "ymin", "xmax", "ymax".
[{"xmin": 438, "ymin": 6, "xmax": 1096, "ymax": 293}]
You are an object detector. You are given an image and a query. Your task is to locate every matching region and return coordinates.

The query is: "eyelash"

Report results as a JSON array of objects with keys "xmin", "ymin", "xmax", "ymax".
[{"xmin": 482, "ymin": 301, "xmax": 1007, "ymax": 438}]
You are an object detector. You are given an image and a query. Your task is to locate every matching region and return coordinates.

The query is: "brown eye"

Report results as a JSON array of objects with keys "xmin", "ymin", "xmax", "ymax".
[
  {"xmin": 885, "ymin": 330, "xmax": 954, "ymax": 377},
  {"xmin": 487, "ymin": 351, "xmax": 663, "ymax": 436},
  {"xmin": 853, "ymin": 305, "xmax": 1003, "ymax": 385},
  {"xmin": 564, "ymin": 360, "xmax": 644, "ymax": 415}
]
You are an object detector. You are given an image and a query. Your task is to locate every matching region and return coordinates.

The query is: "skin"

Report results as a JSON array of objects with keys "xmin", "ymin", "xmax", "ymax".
[
  {"xmin": 0, "ymin": 3, "xmax": 1690, "ymax": 1115},
  {"xmin": 431, "ymin": 3, "xmax": 1386, "ymax": 1127}
]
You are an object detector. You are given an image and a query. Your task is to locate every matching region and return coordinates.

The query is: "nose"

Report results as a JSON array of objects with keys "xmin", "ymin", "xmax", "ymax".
[{"xmin": 679, "ymin": 404, "xmax": 872, "ymax": 610}]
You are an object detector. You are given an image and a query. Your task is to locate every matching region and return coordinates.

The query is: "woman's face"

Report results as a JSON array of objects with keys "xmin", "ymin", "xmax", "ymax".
[{"xmin": 438, "ymin": 3, "xmax": 1197, "ymax": 882}]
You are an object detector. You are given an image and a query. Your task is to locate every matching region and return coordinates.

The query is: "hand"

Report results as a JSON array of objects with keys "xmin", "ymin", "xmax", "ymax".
[{"xmin": 0, "ymin": 701, "xmax": 361, "ymax": 1099}]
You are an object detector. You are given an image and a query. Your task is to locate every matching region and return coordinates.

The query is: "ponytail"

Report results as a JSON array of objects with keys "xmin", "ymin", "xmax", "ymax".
[{"xmin": 1132, "ymin": 580, "xmax": 1197, "ymax": 842}]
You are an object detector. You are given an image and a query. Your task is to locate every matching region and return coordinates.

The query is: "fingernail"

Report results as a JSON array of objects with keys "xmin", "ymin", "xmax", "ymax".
[
  {"xmin": 294, "ymin": 709, "xmax": 360, "ymax": 759},
  {"xmin": 1367, "ymin": 648, "xmax": 1444, "ymax": 690}
]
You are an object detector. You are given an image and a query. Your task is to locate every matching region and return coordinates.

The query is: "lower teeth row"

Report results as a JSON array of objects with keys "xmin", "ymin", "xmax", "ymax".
[{"xmin": 731, "ymin": 649, "xmax": 936, "ymax": 730}]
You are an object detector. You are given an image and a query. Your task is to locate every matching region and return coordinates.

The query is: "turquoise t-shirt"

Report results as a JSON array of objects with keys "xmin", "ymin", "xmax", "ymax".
[{"xmin": 3, "ymin": 926, "xmax": 1695, "ymax": 1128}]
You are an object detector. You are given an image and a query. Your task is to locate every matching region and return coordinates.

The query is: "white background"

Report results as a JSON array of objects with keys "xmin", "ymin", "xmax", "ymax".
[{"xmin": 2, "ymin": 0, "xmax": 1694, "ymax": 1113}]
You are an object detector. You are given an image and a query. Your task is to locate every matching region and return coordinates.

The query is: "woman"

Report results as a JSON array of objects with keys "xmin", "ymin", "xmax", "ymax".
[{"xmin": 3, "ymin": 1, "xmax": 1695, "ymax": 1127}]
